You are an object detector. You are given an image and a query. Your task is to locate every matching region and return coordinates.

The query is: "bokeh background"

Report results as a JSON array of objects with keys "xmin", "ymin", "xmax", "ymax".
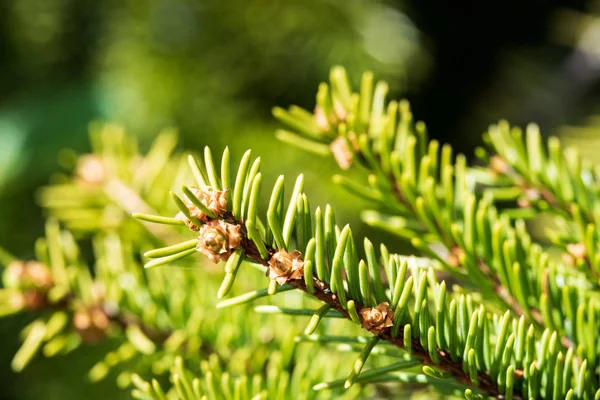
[{"xmin": 2, "ymin": 0, "xmax": 600, "ymax": 398}]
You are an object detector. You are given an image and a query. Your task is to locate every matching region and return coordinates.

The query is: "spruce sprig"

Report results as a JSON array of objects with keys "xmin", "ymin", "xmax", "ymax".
[
  {"xmin": 273, "ymin": 67, "xmax": 600, "ymax": 369},
  {"xmin": 477, "ymin": 121, "xmax": 600, "ymax": 285},
  {"xmin": 137, "ymin": 147, "xmax": 600, "ymax": 399},
  {"xmin": 1, "ymin": 127, "xmax": 364, "ymax": 398}
]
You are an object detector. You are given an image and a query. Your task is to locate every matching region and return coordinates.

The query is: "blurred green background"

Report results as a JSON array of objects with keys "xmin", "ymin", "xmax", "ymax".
[{"xmin": 2, "ymin": 0, "xmax": 600, "ymax": 398}]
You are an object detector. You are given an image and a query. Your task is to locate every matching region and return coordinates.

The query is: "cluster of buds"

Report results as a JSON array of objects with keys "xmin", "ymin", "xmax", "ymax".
[
  {"xmin": 267, "ymin": 249, "xmax": 305, "ymax": 285},
  {"xmin": 76, "ymin": 154, "xmax": 107, "ymax": 186},
  {"xmin": 197, "ymin": 219, "xmax": 242, "ymax": 263},
  {"xmin": 3, "ymin": 261, "xmax": 54, "ymax": 290},
  {"xmin": 172, "ymin": 185, "xmax": 243, "ymax": 263},
  {"xmin": 3, "ymin": 261, "xmax": 54, "ymax": 311},
  {"xmin": 73, "ymin": 306, "xmax": 111, "ymax": 344},
  {"xmin": 176, "ymin": 186, "xmax": 229, "ymax": 231},
  {"xmin": 359, "ymin": 302, "xmax": 394, "ymax": 334},
  {"xmin": 72, "ymin": 282, "xmax": 115, "ymax": 344}
]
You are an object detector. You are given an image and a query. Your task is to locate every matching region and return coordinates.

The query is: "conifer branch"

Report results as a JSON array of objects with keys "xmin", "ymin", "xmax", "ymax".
[
  {"xmin": 5, "ymin": 70, "xmax": 600, "ymax": 400},
  {"xmin": 0, "ymin": 222, "xmax": 195, "ymax": 377},
  {"xmin": 478, "ymin": 122, "xmax": 600, "ymax": 285},
  {"xmin": 137, "ymin": 147, "xmax": 599, "ymax": 399},
  {"xmin": 222, "ymin": 211, "xmax": 509, "ymax": 398},
  {"xmin": 4, "ymin": 128, "xmax": 366, "ymax": 398},
  {"xmin": 273, "ymin": 66, "xmax": 597, "ymax": 359}
]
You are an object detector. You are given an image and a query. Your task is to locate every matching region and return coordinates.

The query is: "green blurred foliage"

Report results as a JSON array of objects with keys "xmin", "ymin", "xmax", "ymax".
[
  {"xmin": 2, "ymin": 0, "xmax": 599, "ymax": 398},
  {"xmin": 0, "ymin": 1, "xmax": 427, "ymax": 398},
  {"xmin": 0, "ymin": 0, "xmax": 428, "ymax": 252}
]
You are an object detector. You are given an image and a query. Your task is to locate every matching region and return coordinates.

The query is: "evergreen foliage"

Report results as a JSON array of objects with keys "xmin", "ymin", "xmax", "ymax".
[{"xmin": 2, "ymin": 67, "xmax": 600, "ymax": 399}]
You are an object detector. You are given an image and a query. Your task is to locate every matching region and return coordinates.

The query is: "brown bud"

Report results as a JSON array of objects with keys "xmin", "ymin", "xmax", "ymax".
[
  {"xmin": 517, "ymin": 197, "xmax": 531, "ymax": 208},
  {"xmin": 524, "ymin": 188, "xmax": 540, "ymax": 201},
  {"xmin": 267, "ymin": 249, "xmax": 304, "ymax": 285},
  {"xmin": 73, "ymin": 306, "xmax": 110, "ymax": 344},
  {"xmin": 6, "ymin": 290, "xmax": 46, "ymax": 311},
  {"xmin": 26, "ymin": 262, "xmax": 54, "ymax": 290},
  {"xmin": 314, "ymin": 106, "xmax": 331, "ymax": 132},
  {"xmin": 331, "ymin": 137, "xmax": 354, "ymax": 170},
  {"xmin": 8, "ymin": 291, "xmax": 25, "ymax": 310},
  {"xmin": 205, "ymin": 188, "xmax": 228, "ymax": 216},
  {"xmin": 360, "ymin": 302, "xmax": 394, "ymax": 334},
  {"xmin": 490, "ymin": 156, "xmax": 509, "ymax": 174},
  {"xmin": 196, "ymin": 219, "xmax": 242, "ymax": 263},
  {"xmin": 177, "ymin": 186, "xmax": 229, "ymax": 230},
  {"xmin": 567, "ymin": 243, "xmax": 586, "ymax": 261},
  {"xmin": 333, "ymin": 100, "xmax": 347, "ymax": 121},
  {"xmin": 22, "ymin": 290, "xmax": 48, "ymax": 310},
  {"xmin": 76, "ymin": 155, "xmax": 106, "ymax": 185},
  {"xmin": 446, "ymin": 247, "xmax": 465, "ymax": 267}
]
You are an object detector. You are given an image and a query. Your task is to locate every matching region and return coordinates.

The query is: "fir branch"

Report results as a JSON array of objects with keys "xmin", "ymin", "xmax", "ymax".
[
  {"xmin": 2, "ymin": 216, "xmax": 250, "ymax": 387},
  {"xmin": 222, "ymin": 209, "xmax": 508, "ymax": 398},
  {"xmin": 37, "ymin": 125, "xmax": 185, "ymax": 243},
  {"xmin": 0, "ymin": 227, "xmax": 205, "ymax": 374},
  {"xmin": 137, "ymin": 148, "xmax": 600, "ymax": 399},
  {"xmin": 479, "ymin": 122, "xmax": 600, "ymax": 284},
  {"xmin": 13, "ymin": 76, "xmax": 599, "ymax": 399},
  {"xmin": 481, "ymin": 122, "xmax": 594, "ymax": 222},
  {"xmin": 4, "ymin": 126, "xmax": 371, "ymax": 399},
  {"xmin": 273, "ymin": 66, "xmax": 596, "ymax": 358}
]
